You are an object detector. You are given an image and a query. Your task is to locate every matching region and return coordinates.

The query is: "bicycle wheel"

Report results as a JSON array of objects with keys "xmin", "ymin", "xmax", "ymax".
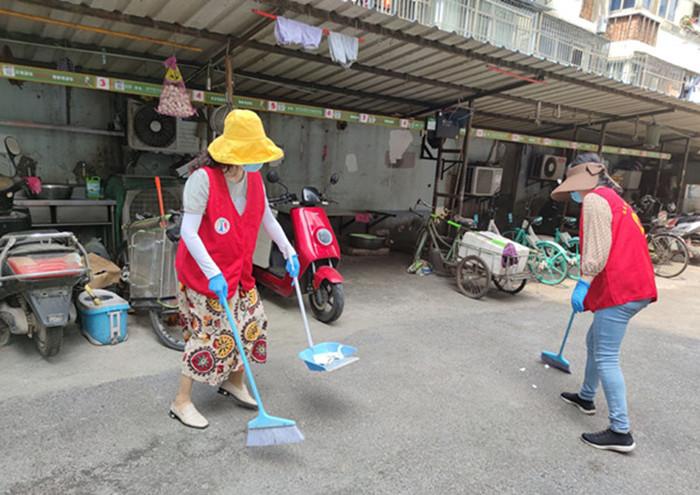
[
  {"xmin": 413, "ymin": 228, "xmax": 429, "ymax": 262},
  {"xmin": 529, "ymin": 241, "xmax": 568, "ymax": 285},
  {"xmin": 149, "ymin": 308, "xmax": 186, "ymax": 351},
  {"xmin": 649, "ymin": 233, "xmax": 689, "ymax": 278},
  {"xmin": 565, "ymin": 238, "xmax": 581, "ymax": 281},
  {"xmin": 456, "ymin": 255, "xmax": 491, "ymax": 299}
]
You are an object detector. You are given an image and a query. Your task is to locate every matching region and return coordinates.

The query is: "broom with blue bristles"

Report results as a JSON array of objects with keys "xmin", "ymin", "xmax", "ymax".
[{"xmin": 220, "ymin": 295, "xmax": 304, "ymax": 447}]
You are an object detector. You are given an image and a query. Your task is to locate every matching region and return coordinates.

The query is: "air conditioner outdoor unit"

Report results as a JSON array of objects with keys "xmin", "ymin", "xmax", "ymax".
[
  {"xmin": 127, "ymin": 100, "xmax": 201, "ymax": 154},
  {"xmin": 469, "ymin": 167, "xmax": 503, "ymax": 196},
  {"xmin": 532, "ymin": 154, "xmax": 567, "ymax": 181}
]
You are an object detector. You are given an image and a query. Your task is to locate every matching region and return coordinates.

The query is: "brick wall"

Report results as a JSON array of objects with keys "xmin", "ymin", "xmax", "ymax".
[
  {"xmin": 580, "ymin": 0, "xmax": 594, "ymax": 21},
  {"xmin": 606, "ymin": 14, "xmax": 659, "ymax": 45}
]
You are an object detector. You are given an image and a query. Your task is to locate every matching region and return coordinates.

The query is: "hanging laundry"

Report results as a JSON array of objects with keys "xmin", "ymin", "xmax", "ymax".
[
  {"xmin": 328, "ymin": 32, "xmax": 359, "ymax": 69},
  {"xmin": 274, "ymin": 17, "xmax": 323, "ymax": 50},
  {"xmin": 681, "ymin": 75, "xmax": 700, "ymax": 103},
  {"xmin": 156, "ymin": 56, "xmax": 197, "ymax": 118}
]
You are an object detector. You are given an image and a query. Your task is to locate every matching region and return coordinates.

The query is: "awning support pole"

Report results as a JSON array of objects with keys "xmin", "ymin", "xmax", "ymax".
[
  {"xmin": 653, "ymin": 142, "xmax": 666, "ymax": 198},
  {"xmin": 456, "ymin": 104, "xmax": 474, "ymax": 216},
  {"xmin": 677, "ymin": 138, "xmax": 692, "ymax": 212},
  {"xmin": 598, "ymin": 123, "xmax": 607, "ymax": 154}
]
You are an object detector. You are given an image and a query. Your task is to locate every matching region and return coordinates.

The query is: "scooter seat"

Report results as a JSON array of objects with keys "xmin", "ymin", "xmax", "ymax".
[{"xmin": 7, "ymin": 254, "xmax": 83, "ymax": 278}]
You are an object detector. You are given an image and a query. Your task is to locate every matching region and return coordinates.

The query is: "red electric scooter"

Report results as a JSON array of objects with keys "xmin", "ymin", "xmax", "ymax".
[{"xmin": 253, "ymin": 170, "xmax": 344, "ymax": 323}]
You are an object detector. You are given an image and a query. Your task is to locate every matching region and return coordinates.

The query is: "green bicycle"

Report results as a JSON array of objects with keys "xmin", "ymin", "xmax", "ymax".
[{"xmin": 502, "ymin": 215, "xmax": 570, "ymax": 285}]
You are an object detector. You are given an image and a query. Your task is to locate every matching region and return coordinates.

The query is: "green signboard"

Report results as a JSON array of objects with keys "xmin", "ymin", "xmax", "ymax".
[{"xmin": 0, "ymin": 62, "xmax": 672, "ymax": 159}]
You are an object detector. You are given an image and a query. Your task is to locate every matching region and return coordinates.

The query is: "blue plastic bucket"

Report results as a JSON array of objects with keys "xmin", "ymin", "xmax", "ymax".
[{"xmin": 77, "ymin": 289, "xmax": 130, "ymax": 345}]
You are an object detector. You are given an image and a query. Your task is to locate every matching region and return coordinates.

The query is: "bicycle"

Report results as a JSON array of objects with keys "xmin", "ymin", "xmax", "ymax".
[
  {"xmin": 501, "ymin": 214, "xmax": 569, "ymax": 286},
  {"xmin": 645, "ymin": 217, "xmax": 689, "ymax": 278}
]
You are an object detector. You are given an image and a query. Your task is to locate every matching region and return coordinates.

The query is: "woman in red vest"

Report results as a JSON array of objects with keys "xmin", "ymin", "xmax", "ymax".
[
  {"xmin": 551, "ymin": 153, "xmax": 657, "ymax": 453},
  {"xmin": 169, "ymin": 110, "xmax": 299, "ymax": 429}
]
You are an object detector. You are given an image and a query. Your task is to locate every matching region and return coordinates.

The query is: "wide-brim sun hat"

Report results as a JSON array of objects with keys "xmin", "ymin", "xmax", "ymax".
[
  {"xmin": 551, "ymin": 162, "xmax": 607, "ymax": 202},
  {"xmin": 208, "ymin": 109, "xmax": 284, "ymax": 165}
]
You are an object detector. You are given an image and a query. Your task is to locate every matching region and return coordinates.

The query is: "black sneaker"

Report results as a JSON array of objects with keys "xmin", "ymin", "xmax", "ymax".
[
  {"xmin": 581, "ymin": 429, "xmax": 636, "ymax": 453},
  {"xmin": 561, "ymin": 392, "xmax": 596, "ymax": 415}
]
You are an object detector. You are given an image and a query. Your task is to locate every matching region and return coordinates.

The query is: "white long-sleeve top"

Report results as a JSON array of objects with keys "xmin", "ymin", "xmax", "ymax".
[{"xmin": 180, "ymin": 169, "xmax": 295, "ymax": 279}]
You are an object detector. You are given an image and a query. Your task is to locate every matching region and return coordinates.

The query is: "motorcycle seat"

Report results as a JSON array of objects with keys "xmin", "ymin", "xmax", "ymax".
[{"xmin": 7, "ymin": 253, "xmax": 83, "ymax": 278}]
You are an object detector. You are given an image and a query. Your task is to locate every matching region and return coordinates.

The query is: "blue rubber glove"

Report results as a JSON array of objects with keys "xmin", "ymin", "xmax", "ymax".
[
  {"xmin": 208, "ymin": 273, "xmax": 228, "ymax": 302},
  {"xmin": 286, "ymin": 254, "xmax": 300, "ymax": 279},
  {"xmin": 571, "ymin": 279, "xmax": 590, "ymax": 313}
]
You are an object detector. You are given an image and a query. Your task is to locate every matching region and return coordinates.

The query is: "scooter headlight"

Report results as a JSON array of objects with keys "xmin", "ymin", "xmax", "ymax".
[{"xmin": 316, "ymin": 228, "xmax": 333, "ymax": 246}]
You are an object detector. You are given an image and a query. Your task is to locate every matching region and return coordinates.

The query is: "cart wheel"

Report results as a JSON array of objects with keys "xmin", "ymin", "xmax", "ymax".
[
  {"xmin": 149, "ymin": 309, "xmax": 186, "ymax": 351},
  {"xmin": 493, "ymin": 276, "xmax": 527, "ymax": 295},
  {"xmin": 35, "ymin": 324, "xmax": 63, "ymax": 357},
  {"xmin": 456, "ymin": 255, "xmax": 491, "ymax": 299}
]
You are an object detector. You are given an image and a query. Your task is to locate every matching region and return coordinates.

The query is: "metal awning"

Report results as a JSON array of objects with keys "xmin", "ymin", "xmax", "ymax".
[{"xmin": 1, "ymin": 0, "xmax": 699, "ymax": 155}]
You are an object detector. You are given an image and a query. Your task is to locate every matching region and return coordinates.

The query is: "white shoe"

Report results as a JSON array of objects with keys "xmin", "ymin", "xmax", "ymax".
[
  {"xmin": 169, "ymin": 402, "xmax": 209, "ymax": 429},
  {"xmin": 218, "ymin": 382, "xmax": 258, "ymax": 410}
]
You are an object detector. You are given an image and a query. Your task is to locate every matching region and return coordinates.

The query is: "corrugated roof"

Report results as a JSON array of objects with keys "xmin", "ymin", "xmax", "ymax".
[{"xmin": 1, "ymin": 0, "xmax": 699, "ymax": 155}]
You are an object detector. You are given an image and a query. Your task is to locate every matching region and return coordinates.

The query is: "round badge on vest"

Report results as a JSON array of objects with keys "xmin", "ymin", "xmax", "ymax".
[{"xmin": 214, "ymin": 217, "xmax": 231, "ymax": 235}]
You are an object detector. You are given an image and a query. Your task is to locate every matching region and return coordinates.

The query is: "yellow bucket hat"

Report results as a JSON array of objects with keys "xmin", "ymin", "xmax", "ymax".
[{"xmin": 208, "ymin": 109, "xmax": 284, "ymax": 165}]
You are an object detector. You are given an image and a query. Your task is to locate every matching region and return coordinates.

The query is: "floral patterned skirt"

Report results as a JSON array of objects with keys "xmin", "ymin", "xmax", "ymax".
[{"xmin": 178, "ymin": 284, "xmax": 268, "ymax": 386}]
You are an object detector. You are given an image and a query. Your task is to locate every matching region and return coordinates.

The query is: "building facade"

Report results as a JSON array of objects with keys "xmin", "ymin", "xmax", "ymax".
[{"xmin": 353, "ymin": 0, "xmax": 700, "ymax": 99}]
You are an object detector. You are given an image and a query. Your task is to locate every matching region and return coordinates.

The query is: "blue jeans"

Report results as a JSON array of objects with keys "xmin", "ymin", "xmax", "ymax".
[{"xmin": 579, "ymin": 299, "xmax": 650, "ymax": 433}]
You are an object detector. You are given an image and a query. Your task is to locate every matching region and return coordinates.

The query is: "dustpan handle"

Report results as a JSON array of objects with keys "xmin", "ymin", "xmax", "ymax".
[{"xmin": 292, "ymin": 276, "xmax": 315, "ymax": 348}]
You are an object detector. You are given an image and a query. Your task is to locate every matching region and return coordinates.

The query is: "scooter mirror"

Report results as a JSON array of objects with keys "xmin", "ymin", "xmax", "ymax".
[
  {"xmin": 330, "ymin": 173, "xmax": 340, "ymax": 185},
  {"xmin": 266, "ymin": 170, "xmax": 280, "ymax": 184},
  {"xmin": 4, "ymin": 137, "xmax": 21, "ymax": 157}
]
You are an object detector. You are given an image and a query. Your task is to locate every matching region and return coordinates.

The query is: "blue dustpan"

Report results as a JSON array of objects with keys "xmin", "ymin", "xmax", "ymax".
[
  {"xmin": 292, "ymin": 277, "xmax": 359, "ymax": 373},
  {"xmin": 298, "ymin": 342, "xmax": 359, "ymax": 372}
]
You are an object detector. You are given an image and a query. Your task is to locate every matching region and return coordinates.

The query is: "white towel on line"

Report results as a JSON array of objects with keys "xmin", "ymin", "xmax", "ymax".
[
  {"xmin": 274, "ymin": 16, "xmax": 323, "ymax": 50},
  {"xmin": 328, "ymin": 32, "xmax": 359, "ymax": 69}
]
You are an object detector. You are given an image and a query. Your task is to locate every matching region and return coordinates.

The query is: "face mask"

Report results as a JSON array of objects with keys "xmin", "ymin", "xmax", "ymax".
[
  {"xmin": 570, "ymin": 191, "xmax": 582, "ymax": 204},
  {"xmin": 243, "ymin": 163, "xmax": 263, "ymax": 173}
]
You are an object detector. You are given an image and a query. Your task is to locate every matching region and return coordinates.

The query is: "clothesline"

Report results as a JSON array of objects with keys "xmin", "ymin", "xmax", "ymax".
[{"xmin": 252, "ymin": 9, "xmax": 365, "ymax": 42}]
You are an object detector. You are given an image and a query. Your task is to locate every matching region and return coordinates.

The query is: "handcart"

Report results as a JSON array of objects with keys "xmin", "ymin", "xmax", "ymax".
[
  {"xmin": 456, "ymin": 230, "xmax": 531, "ymax": 299},
  {"xmin": 121, "ymin": 214, "xmax": 184, "ymax": 350},
  {"xmin": 410, "ymin": 199, "xmax": 530, "ymax": 299}
]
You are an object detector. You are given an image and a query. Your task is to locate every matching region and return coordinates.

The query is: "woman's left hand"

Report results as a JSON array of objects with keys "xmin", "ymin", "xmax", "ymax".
[
  {"xmin": 571, "ymin": 279, "xmax": 591, "ymax": 313},
  {"xmin": 286, "ymin": 254, "xmax": 300, "ymax": 279}
]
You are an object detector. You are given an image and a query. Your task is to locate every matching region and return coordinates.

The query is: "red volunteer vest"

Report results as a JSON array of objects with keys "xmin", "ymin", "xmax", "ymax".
[
  {"xmin": 580, "ymin": 187, "xmax": 657, "ymax": 312},
  {"xmin": 176, "ymin": 167, "xmax": 265, "ymax": 299}
]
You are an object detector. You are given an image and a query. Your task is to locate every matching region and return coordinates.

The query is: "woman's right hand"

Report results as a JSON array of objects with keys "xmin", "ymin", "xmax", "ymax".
[{"xmin": 208, "ymin": 274, "xmax": 228, "ymax": 302}]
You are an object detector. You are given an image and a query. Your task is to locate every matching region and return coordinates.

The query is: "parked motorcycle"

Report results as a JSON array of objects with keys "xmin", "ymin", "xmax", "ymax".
[
  {"xmin": 670, "ymin": 216, "xmax": 700, "ymax": 261},
  {"xmin": 0, "ymin": 137, "xmax": 90, "ymax": 356},
  {"xmin": 253, "ymin": 170, "xmax": 344, "ymax": 323},
  {"xmin": 0, "ymin": 232, "xmax": 89, "ymax": 356}
]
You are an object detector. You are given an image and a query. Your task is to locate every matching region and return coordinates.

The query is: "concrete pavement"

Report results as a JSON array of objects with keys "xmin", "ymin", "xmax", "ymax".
[{"xmin": 0, "ymin": 255, "xmax": 698, "ymax": 494}]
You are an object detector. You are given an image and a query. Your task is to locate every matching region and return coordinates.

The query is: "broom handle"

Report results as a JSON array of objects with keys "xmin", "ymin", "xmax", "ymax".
[
  {"xmin": 221, "ymin": 297, "xmax": 268, "ymax": 416},
  {"xmin": 558, "ymin": 311, "xmax": 576, "ymax": 356},
  {"xmin": 292, "ymin": 276, "xmax": 315, "ymax": 348},
  {"xmin": 154, "ymin": 176, "xmax": 166, "ymax": 228}
]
